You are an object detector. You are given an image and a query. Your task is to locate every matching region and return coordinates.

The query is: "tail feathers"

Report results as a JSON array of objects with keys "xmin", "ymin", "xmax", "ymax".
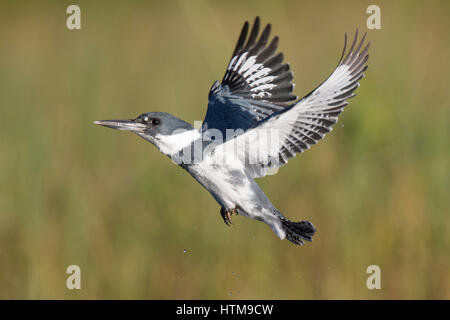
[{"xmin": 280, "ymin": 218, "xmax": 316, "ymax": 246}]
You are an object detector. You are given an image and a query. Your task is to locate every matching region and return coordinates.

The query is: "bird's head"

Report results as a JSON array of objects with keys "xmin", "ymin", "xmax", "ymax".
[{"xmin": 94, "ymin": 112, "xmax": 194, "ymax": 148}]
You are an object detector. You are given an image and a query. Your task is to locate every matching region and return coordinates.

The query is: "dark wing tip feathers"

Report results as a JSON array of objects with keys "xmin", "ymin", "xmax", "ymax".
[
  {"xmin": 221, "ymin": 17, "xmax": 297, "ymax": 106},
  {"xmin": 340, "ymin": 29, "xmax": 370, "ymax": 74},
  {"xmin": 274, "ymin": 29, "xmax": 369, "ymax": 167},
  {"xmin": 232, "ymin": 21, "xmax": 249, "ymax": 58},
  {"xmin": 337, "ymin": 29, "xmax": 370, "ymax": 100},
  {"xmin": 309, "ymin": 29, "xmax": 369, "ymax": 132}
]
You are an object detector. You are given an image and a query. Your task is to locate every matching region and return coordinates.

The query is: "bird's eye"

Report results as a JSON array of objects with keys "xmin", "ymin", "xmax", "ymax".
[{"xmin": 151, "ymin": 118, "xmax": 160, "ymax": 126}]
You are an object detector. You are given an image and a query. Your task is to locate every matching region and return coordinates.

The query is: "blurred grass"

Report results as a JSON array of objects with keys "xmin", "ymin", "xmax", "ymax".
[{"xmin": 0, "ymin": 0, "xmax": 449, "ymax": 299}]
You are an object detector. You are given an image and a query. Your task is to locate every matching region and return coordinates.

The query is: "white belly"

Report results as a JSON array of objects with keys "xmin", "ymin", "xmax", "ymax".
[
  {"xmin": 186, "ymin": 159, "xmax": 272, "ymax": 219},
  {"xmin": 183, "ymin": 157, "xmax": 284, "ymax": 238}
]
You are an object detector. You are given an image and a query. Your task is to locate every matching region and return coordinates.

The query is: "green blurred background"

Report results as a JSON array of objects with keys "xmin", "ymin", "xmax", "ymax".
[{"xmin": 0, "ymin": 0, "xmax": 449, "ymax": 299}]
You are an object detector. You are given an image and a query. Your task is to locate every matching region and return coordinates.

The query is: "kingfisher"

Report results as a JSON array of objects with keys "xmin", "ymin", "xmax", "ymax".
[{"xmin": 94, "ymin": 17, "xmax": 369, "ymax": 245}]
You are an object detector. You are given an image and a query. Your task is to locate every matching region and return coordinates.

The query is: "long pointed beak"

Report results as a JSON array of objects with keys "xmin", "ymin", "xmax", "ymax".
[{"xmin": 93, "ymin": 119, "xmax": 147, "ymax": 133}]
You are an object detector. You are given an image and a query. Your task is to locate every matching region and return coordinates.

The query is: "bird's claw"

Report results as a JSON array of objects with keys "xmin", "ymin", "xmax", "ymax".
[
  {"xmin": 220, "ymin": 207, "xmax": 237, "ymax": 226},
  {"xmin": 224, "ymin": 211, "xmax": 233, "ymax": 226}
]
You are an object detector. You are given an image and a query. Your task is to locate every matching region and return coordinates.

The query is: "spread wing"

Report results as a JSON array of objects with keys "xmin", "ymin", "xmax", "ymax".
[
  {"xmin": 214, "ymin": 30, "xmax": 370, "ymax": 178},
  {"xmin": 202, "ymin": 17, "xmax": 297, "ymax": 138}
]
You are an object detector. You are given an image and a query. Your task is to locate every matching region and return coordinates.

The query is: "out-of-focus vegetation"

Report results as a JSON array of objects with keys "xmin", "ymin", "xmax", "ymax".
[{"xmin": 0, "ymin": 0, "xmax": 449, "ymax": 299}]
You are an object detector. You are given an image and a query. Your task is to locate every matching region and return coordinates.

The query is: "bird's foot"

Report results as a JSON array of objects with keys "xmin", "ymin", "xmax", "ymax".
[{"xmin": 220, "ymin": 207, "xmax": 238, "ymax": 226}]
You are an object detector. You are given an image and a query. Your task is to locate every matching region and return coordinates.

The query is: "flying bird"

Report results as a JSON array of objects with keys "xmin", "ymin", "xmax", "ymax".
[{"xmin": 94, "ymin": 17, "xmax": 369, "ymax": 245}]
